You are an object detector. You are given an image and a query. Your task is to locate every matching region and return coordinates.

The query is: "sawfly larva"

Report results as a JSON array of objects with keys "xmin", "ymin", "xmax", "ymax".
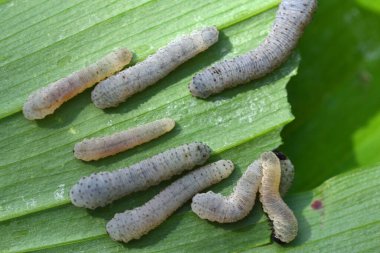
[
  {"xmin": 189, "ymin": 0, "xmax": 317, "ymax": 98},
  {"xmin": 106, "ymin": 160, "xmax": 234, "ymax": 243},
  {"xmin": 92, "ymin": 26, "xmax": 219, "ymax": 108},
  {"xmin": 74, "ymin": 118, "xmax": 175, "ymax": 161},
  {"xmin": 23, "ymin": 48, "xmax": 132, "ymax": 120},
  {"xmin": 70, "ymin": 142, "xmax": 211, "ymax": 209},
  {"xmin": 259, "ymin": 151, "xmax": 298, "ymax": 243},
  {"xmin": 191, "ymin": 151, "xmax": 294, "ymax": 223}
]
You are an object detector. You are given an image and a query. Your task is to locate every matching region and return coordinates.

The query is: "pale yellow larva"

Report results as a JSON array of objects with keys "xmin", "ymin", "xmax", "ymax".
[
  {"xmin": 259, "ymin": 151, "xmax": 298, "ymax": 243},
  {"xmin": 106, "ymin": 160, "xmax": 234, "ymax": 243},
  {"xmin": 91, "ymin": 26, "xmax": 219, "ymax": 109},
  {"xmin": 189, "ymin": 0, "xmax": 317, "ymax": 98},
  {"xmin": 70, "ymin": 142, "xmax": 212, "ymax": 209},
  {"xmin": 191, "ymin": 151, "xmax": 294, "ymax": 223},
  {"xmin": 23, "ymin": 48, "xmax": 133, "ymax": 120},
  {"xmin": 74, "ymin": 118, "xmax": 175, "ymax": 161}
]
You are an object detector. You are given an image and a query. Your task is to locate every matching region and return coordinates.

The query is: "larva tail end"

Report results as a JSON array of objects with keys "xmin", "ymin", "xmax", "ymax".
[
  {"xmin": 188, "ymin": 76, "xmax": 211, "ymax": 99},
  {"xmin": 191, "ymin": 192, "xmax": 228, "ymax": 223},
  {"xmin": 73, "ymin": 141, "xmax": 99, "ymax": 161},
  {"xmin": 91, "ymin": 84, "xmax": 119, "ymax": 109},
  {"xmin": 69, "ymin": 183, "xmax": 94, "ymax": 209},
  {"xmin": 161, "ymin": 118, "xmax": 176, "ymax": 132},
  {"xmin": 22, "ymin": 98, "xmax": 47, "ymax": 120},
  {"xmin": 200, "ymin": 26, "xmax": 219, "ymax": 46},
  {"xmin": 216, "ymin": 159, "xmax": 235, "ymax": 175},
  {"xmin": 117, "ymin": 48, "xmax": 133, "ymax": 65},
  {"xmin": 106, "ymin": 216, "xmax": 125, "ymax": 242},
  {"xmin": 107, "ymin": 211, "xmax": 139, "ymax": 243},
  {"xmin": 22, "ymin": 105, "xmax": 36, "ymax": 120},
  {"xmin": 196, "ymin": 142, "xmax": 213, "ymax": 159}
]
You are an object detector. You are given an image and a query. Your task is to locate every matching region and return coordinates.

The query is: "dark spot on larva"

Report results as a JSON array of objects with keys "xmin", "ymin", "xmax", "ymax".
[{"xmin": 311, "ymin": 200, "xmax": 323, "ymax": 210}]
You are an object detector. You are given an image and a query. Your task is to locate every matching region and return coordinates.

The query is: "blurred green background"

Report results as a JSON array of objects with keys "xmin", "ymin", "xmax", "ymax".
[
  {"xmin": 0, "ymin": 0, "xmax": 379, "ymax": 252},
  {"xmin": 282, "ymin": 0, "xmax": 380, "ymax": 191}
]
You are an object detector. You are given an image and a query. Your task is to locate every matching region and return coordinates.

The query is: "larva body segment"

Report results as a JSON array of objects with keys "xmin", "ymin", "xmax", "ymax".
[
  {"xmin": 191, "ymin": 159, "xmax": 262, "ymax": 223},
  {"xmin": 70, "ymin": 142, "xmax": 212, "ymax": 209},
  {"xmin": 189, "ymin": 0, "xmax": 317, "ymax": 98},
  {"xmin": 259, "ymin": 152, "xmax": 298, "ymax": 243},
  {"xmin": 23, "ymin": 48, "xmax": 133, "ymax": 120},
  {"xmin": 106, "ymin": 160, "xmax": 234, "ymax": 243},
  {"xmin": 278, "ymin": 156, "xmax": 294, "ymax": 195},
  {"xmin": 191, "ymin": 152, "xmax": 294, "ymax": 223},
  {"xmin": 74, "ymin": 118, "xmax": 175, "ymax": 161},
  {"xmin": 91, "ymin": 26, "xmax": 219, "ymax": 109}
]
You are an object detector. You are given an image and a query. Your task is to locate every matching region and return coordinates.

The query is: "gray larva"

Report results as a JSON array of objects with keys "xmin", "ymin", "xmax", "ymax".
[
  {"xmin": 106, "ymin": 160, "xmax": 234, "ymax": 243},
  {"xmin": 191, "ymin": 152, "xmax": 294, "ymax": 223},
  {"xmin": 23, "ymin": 48, "xmax": 133, "ymax": 120},
  {"xmin": 73, "ymin": 118, "xmax": 175, "ymax": 161},
  {"xmin": 91, "ymin": 26, "xmax": 219, "ymax": 109},
  {"xmin": 70, "ymin": 142, "xmax": 211, "ymax": 209},
  {"xmin": 259, "ymin": 152, "xmax": 298, "ymax": 243},
  {"xmin": 189, "ymin": 0, "xmax": 317, "ymax": 98}
]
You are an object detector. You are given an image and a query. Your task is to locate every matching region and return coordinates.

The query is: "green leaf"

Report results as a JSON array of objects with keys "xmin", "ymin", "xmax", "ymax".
[
  {"xmin": 0, "ymin": 131, "xmax": 283, "ymax": 253},
  {"xmin": 0, "ymin": 0, "xmax": 298, "ymax": 252},
  {"xmin": 0, "ymin": 0, "xmax": 281, "ymax": 119},
  {"xmin": 3, "ymin": 0, "xmax": 378, "ymax": 252},
  {"xmin": 244, "ymin": 164, "xmax": 380, "ymax": 253},
  {"xmin": 356, "ymin": 0, "xmax": 380, "ymax": 14},
  {"xmin": 281, "ymin": 0, "xmax": 380, "ymax": 192}
]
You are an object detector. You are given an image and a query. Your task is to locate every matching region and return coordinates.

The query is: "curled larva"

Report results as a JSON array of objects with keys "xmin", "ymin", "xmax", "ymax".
[
  {"xmin": 70, "ymin": 142, "xmax": 211, "ymax": 209},
  {"xmin": 23, "ymin": 48, "xmax": 133, "ymax": 120},
  {"xmin": 189, "ymin": 0, "xmax": 317, "ymax": 98},
  {"xmin": 106, "ymin": 160, "xmax": 234, "ymax": 243},
  {"xmin": 74, "ymin": 118, "xmax": 175, "ymax": 161},
  {"xmin": 91, "ymin": 26, "xmax": 219, "ymax": 109},
  {"xmin": 191, "ymin": 151, "xmax": 294, "ymax": 223},
  {"xmin": 259, "ymin": 151, "xmax": 298, "ymax": 243}
]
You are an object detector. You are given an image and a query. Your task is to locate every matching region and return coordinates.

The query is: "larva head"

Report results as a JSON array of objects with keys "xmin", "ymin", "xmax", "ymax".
[
  {"xmin": 273, "ymin": 150, "xmax": 287, "ymax": 161},
  {"xmin": 272, "ymin": 211, "xmax": 299, "ymax": 244}
]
